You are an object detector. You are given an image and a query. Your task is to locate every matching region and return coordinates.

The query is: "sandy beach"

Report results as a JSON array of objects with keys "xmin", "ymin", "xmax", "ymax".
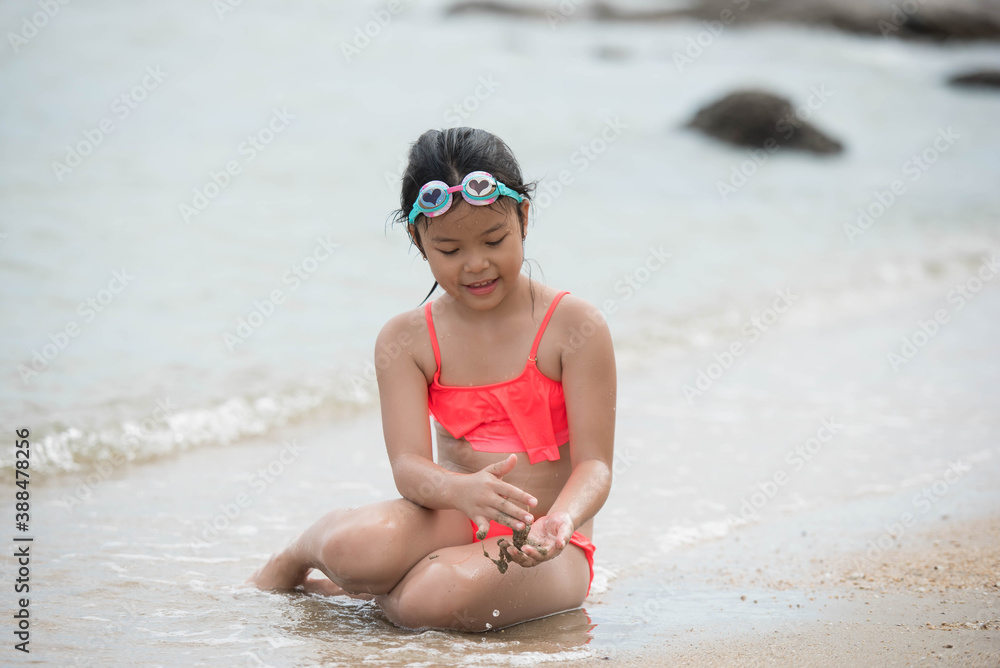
[
  {"xmin": 578, "ymin": 516, "xmax": 999, "ymax": 666},
  {"xmin": 2, "ymin": 0, "xmax": 999, "ymax": 664},
  {"xmin": 9, "ymin": 272, "xmax": 996, "ymax": 665}
]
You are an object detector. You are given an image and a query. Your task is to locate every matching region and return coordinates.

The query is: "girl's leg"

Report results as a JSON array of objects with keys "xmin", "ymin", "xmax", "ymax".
[
  {"xmin": 248, "ymin": 499, "xmax": 471, "ymax": 595},
  {"xmin": 376, "ymin": 538, "xmax": 592, "ymax": 631}
]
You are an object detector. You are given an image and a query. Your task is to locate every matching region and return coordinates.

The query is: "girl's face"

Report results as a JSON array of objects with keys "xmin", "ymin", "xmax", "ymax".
[{"xmin": 411, "ymin": 198, "xmax": 529, "ymax": 310}]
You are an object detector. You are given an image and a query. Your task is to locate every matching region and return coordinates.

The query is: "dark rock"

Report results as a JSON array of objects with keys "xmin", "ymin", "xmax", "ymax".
[
  {"xmin": 446, "ymin": 1, "xmax": 550, "ymax": 19},
  {"xmin": 591, "ymin": 1, "xmax": 686, "ymax": 22},
  {"xmin": 447, "ymin": 0, "xmax": 1000, "ymax": 42},
  {"xmin": 878, "ymin": 6, "xmax": 1000, "ymax": 41},
  {"xmin": 595, "ymin": 44, "xmax": 629, "ymax": 61},
  {"xmin": 755, "ymin": 2, "xmax": 1000, "ymax": 42},
  {"xmin": 687, "ymin": 90, "xmax": 844, "ymax": 155},
  {"xmin": 948, "ymin": 69, "xmax": 1000, "ymax": 89}
]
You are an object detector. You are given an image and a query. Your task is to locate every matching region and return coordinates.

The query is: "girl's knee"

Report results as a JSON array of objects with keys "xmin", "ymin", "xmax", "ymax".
[
  {"xmin": 318, "ymin": 508, "xmax": 411, "ymax": 593},
  {"xmin": 383, "ymin": 561, "xmax": 510, "ymax": 631},
  {"xmin": 381, "ymin": 563, "xmax": 477, "ymax": 630},
  {"xmin": 382, "ymin": 553, "xmax": 589, "ymax": 631}
]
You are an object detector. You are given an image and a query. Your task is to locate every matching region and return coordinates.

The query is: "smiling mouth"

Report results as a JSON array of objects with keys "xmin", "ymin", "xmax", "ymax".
[{"xmin": 466, "ymin": 278, "xmax": 497, "ymax": 288}]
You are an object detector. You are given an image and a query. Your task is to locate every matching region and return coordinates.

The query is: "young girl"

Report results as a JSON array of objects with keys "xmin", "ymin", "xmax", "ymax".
[{"xmin": 249, "ymin": 127, "xmax": 616, "ymax": 631}]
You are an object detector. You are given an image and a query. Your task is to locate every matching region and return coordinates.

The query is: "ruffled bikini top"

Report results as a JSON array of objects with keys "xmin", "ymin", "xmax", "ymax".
[{"xmin": 425, "ymin": 291, "xmax": 571, "ymax": 464}]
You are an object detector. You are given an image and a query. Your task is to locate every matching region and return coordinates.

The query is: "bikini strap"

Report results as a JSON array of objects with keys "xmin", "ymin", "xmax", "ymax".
[
  {"xmin": 529, "ymin": 291, "xmax": 570, "ymax": 362},
  {"xmin": 424, "ymin": 301, "xmax": 441, "ymax": 374}
]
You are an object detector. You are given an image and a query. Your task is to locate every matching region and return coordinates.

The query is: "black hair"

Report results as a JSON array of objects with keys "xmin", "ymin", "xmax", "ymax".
[{"xmin": 389, "ymin": 127, "xmax": 537, "ymax": 305}]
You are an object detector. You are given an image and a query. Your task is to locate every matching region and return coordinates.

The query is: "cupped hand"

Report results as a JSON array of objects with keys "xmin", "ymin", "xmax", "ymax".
[
  {"xmin": 504, "ymin": 511, "xmax": 575, "ymax": 568},
  {"xmin": 455, "ymin": 454, "xmax": 537, "ymax": 537}
]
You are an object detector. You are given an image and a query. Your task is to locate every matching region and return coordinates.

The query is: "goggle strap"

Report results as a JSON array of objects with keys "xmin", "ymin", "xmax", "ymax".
[{"xmin": 495, "ymin": 182, "xmax": 524, "ymax": 203}]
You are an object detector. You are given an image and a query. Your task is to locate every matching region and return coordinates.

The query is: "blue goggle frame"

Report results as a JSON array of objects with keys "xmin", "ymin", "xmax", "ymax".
[{"xmin": 408, "ymin": 171, "xmax": 524, "ymax": 223}]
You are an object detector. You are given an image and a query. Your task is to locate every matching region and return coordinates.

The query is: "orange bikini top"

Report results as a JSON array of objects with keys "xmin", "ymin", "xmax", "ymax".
[{"xmin": 425, "ymin": 291, "xmax": 571, "ymax": 464}]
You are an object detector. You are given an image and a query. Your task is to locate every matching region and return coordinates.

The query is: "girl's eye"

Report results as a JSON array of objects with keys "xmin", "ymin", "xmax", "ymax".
[
  {"xmin": 486, "ymin": 234, "xmax": 509, "ymax": 247},
  {"xmin": 438, "ymin": 249, "xmax": 459, "ymax": 256}
]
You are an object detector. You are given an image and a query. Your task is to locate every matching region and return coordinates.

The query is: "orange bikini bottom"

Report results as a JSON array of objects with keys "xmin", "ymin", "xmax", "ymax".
[{"xmin": 470, "ymin": 520, "xmax": 596, "ymax": 596}]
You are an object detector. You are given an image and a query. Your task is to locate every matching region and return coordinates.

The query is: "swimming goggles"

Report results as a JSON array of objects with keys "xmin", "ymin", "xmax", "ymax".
[{"xmin": 408, "ymin": 171, "xmax": 524, "ymax": 223}]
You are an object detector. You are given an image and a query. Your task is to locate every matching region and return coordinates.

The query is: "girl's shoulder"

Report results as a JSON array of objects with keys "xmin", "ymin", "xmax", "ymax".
[
  {"xmin": 527, "ymin": 286, "xmax": 614, "ymax": 381},
  {"xmin": 376, "ymin": 303, "xmax": 430, "ymax": 349},
  {"xmin": 542, "ymin": 285, "xmax": 607, "ymax": 325},
  {"xmin": 373, "ymin": 303, "xmax": 438, "ymax": 382},
  {"xmin": 542, "ymin": 290, "xmax": 611, "ymax": 352}
]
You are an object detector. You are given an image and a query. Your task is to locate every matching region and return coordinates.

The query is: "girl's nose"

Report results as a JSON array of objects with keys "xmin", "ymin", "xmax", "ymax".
[{"xmin": 464, "ymin": 252, "xmax": 489, "ymax": 273}]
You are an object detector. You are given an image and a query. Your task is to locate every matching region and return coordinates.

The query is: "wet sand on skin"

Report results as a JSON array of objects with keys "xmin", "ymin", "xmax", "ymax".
[{"xmin": 579, "ymin": 515, "xmax": 1000, "ymax": 667}]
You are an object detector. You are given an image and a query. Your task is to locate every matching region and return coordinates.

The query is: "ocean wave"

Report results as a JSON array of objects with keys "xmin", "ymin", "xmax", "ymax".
[
  {"xmin": 0, "ymin": 375, "xmax": 377, "ymax": 478},
  {"xmin": 7, "ymin": 239, "xmax": 997, "ymax": 481},
  {"xmin": 459, "ymin": 649, "xmax": 594, "ymax": 666},
  {"xmin": 655, "ymin": 519, "xmax": 735, "ymax": 553}
]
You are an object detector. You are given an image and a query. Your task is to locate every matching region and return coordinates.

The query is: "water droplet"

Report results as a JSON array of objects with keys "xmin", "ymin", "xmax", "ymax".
[
  {"xmin": 485, "ymin": 623, "xmax": 492, "ymax": 630},
  {"xmin": 493, "ymin": 609, "xmax": 500, "ymax": 617}
]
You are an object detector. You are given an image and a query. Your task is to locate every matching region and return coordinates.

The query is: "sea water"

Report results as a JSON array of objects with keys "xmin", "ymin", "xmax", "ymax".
[{"xmin": 1, "ymin": 0, "xmax": 999, "ymax": 665}]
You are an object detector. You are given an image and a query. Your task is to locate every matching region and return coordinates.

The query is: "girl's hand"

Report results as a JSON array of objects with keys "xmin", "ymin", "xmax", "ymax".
[
  {"xmin": 504, "ymin": 511, "xmax": 575, "ymax": 568},
  {"xmin": 452, "ymin": 454, "xmax": 537, "ymax": 537}
]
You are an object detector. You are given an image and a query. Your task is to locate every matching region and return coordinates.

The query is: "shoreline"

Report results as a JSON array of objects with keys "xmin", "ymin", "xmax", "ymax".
[{"xmin": 579, "ymin": 511, "xmax": 1000, "ymax": 666}]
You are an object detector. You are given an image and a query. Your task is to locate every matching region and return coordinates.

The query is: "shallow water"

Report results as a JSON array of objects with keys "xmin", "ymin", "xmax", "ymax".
[{"xmin": 2, "ymin": 0, "xmax": 1000, "ymax": 665}]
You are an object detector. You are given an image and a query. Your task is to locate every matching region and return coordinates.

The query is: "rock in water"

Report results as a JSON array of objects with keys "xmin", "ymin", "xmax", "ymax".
[
  {"xmin": 446, "ymin": 1, "xmax": 549, "ymax": 18},
  {"xmin": 948, "ymin": 69, "xmax": 1000, "ymax": 89},
  {"xmin": 444, "ymin": 0, "xmax": 1000, "ymax": 42},
  {"xmin": 687, "ymin": 89, "xmax": 844, "ymax": 155}
]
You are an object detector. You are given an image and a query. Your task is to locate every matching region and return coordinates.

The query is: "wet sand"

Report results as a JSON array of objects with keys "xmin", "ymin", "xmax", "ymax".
[{"xmin": 578, "ymin": 514, "xmax": 1000, "ymax": 667}]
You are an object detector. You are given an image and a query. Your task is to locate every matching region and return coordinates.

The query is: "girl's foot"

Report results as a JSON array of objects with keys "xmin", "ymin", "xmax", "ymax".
[
  {"xmin": 301, "ymin": 574, "xmax": 375, "ymax": 600},
  {"xmin": 246, "ymin": 551, "xmax": 310, "ymax": 590}
]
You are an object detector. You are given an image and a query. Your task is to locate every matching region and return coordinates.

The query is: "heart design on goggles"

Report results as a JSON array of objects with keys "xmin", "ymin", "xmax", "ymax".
[
  {"xmin": 421, "ymin": 188, "xmax": 445, "ymax": 207},
  {"xmin": 467, "ymin": 179, "xmax": 491, "ymax": 196},
  {"xmin": 408, "ymin": 171, "xmax": 523, "ymax": 223}
]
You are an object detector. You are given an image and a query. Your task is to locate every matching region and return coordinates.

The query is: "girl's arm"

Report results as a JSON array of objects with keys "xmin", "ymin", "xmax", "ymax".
[
  {"xmin": 508, "ymin": 299, "xmax": 616, "ymax": 565},
  {"xmin": 375, "ymin": 313, "xmax": 537, "ymax": 533}
]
